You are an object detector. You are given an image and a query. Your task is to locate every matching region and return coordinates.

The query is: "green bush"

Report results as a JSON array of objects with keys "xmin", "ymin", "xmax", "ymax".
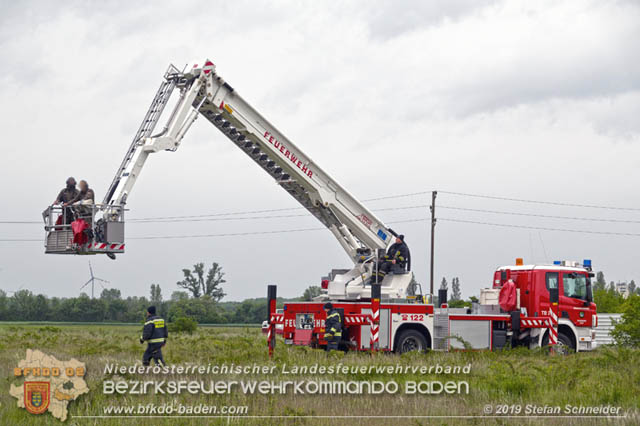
[
  {"xmin": 594, "ymin": 288, "xmax": 626, "ymax": 313},
  {"xmin": 169, "ymin": 316, "xmax": 198, "ymax": 334},
  {"xmin": 611, "ymin": 295, "xmax": 640, "ymax": 347}
]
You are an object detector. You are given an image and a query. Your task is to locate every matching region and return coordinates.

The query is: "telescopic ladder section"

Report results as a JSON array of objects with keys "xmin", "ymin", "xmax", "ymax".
[
  {"xmin": 103, "ymin": 65, "xmax": 182, "ymax": 205},
  {"xmin": 190, "ymin": 63, "xmax": 396, "ymax": 263}
]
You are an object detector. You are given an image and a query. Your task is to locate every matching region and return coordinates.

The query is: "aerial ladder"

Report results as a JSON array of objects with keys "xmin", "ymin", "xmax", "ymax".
[{"xmin": 43, "ymin": 59, "xmax": 414, "ymax": 300}]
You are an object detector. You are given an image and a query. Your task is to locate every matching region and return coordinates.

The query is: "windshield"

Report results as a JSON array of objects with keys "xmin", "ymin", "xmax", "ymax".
[{"xmin": 563, "ymin": 273, "xmax": 589, "ymax": 301}]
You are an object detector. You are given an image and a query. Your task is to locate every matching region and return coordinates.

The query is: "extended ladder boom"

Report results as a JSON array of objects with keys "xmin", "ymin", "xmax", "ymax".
[
  {"xmin": 191, "ymin": 62, "xmax": 396, "ymax": 262},
  {"xmin": 105, "ymin": 60, "xmax": 397, "ymax": 263}
]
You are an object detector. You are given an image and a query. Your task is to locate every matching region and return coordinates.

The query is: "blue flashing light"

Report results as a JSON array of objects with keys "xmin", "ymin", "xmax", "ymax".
[
  {"xmin": 377, "ymin": 229, "xmax": 387, "ymax": 241},
  {"xmin": 583, "ymin": 259, "xmax": 592, "ymax": 268},
  {"xmin": 553, "ymin": 260, "xmax": 561, "ymax": 265}
]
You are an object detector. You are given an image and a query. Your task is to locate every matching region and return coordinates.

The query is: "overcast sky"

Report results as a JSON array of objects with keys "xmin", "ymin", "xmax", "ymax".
[{"xmin": 1, "ymin": 0, "xmax": 639, "ymax": 301}]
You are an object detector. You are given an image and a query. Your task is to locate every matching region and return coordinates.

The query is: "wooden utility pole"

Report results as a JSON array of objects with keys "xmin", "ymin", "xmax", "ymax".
[{"xmin": 429, "ymin": 191, "xmax": 437, "ymax": 296}]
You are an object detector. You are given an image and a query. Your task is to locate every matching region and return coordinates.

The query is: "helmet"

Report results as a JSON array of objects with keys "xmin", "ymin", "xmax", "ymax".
[{"xmin": 323, "ymin": 302, "xmax": 333, "ymax": 310}]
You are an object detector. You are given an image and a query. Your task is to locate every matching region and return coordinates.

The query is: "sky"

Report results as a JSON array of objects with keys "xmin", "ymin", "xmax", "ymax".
[{"xmin": 0, "ymin": 0, "xmax": 639, "ymax": 301}]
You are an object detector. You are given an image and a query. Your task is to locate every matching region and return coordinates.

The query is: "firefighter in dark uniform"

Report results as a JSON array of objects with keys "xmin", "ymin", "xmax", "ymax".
[
  {"xmin": 323, "ymin": 302, "xmax": 342, "ymax": 351},
  {"xmin": 44, "ymin": 177, "xmax": 79, "ymax": 224},
  {"xmin": 140, "ymin": 306, "xmax": 168, "ymax": 366},
  {"xmin": 373, "ymin": 234, "xmax": 410, "ymax": 283}
]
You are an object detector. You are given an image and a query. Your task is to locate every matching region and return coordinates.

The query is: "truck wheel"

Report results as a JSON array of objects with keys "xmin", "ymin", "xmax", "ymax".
[
  {"xmin": 556, "ymin": 332, "xmax": 576, "ymax": 354},
  {"xmin": 396, "ymin": 329, "xmax": 429, "ymax": 354},
  {"xmin": 542, "ymin": 331, "xmax": 575, "ymax": 354}
]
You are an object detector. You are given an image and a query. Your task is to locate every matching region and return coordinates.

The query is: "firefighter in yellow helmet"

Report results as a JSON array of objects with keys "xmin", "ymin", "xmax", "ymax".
[
  {"xmin": 140, "ymin": 306, "xmax": 168, "ymax": 366},
  {"xmin": 323, "ymin": 302, "xmax": 342, "ymax": 351}
]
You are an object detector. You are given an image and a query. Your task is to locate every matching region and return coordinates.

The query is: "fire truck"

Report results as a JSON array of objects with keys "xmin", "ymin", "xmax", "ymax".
[
  {"xmin": 268, "ymin": 259, "xmax": 597, "ymax": 354},
  {"xmin": 41, "ymin": 59, "xmax": 597, "ymax": 353}
]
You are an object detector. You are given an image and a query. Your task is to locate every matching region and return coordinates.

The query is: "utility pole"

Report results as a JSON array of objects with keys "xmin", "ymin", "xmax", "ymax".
[{"xmin": 429, "ymin": 191, "xmax": 437, "ymax": 296}]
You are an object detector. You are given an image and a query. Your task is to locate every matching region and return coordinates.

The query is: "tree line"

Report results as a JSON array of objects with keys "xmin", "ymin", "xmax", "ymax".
[
  {"xmin": 0, "ymin": 287, "xmax": 289, "ymax": 324},
  {"xmin": 1, "ymin": 263, "xmax": 638, "ymax": 324},
  {"xmin": 0, "ymin": 262, "xmax": 280, "ymax": 324}
]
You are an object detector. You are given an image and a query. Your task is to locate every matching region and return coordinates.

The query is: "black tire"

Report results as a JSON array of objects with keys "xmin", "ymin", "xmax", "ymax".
[
  {"xmin": 395, "ymin": 329, "xmax": 429, "ymax": 354},
  {"xmin": 557, "ymin": 332, "xmax": 575, "ymax": 354},
  {"xmin": 542, "ymin": 331, "xmax": 575, "ymax": 354}
]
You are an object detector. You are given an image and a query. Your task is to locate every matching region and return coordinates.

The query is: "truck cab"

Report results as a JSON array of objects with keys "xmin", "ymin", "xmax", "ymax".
[{"xmin": 493, "ymin": 259, "xmax": 597, "ymax": 352}]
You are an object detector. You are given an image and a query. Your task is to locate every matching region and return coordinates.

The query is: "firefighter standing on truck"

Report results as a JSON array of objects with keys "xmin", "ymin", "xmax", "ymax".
[
  {"xmin": 140, "ymin": 306, "xmax": 168, "ymax": 366},
  {"xmin": 373, "ymin": 234, "xmax": 410, "ymax": 283},
  {"xmin": 323, "ymin": 302, "xmax": 342, "ymax": 351}
]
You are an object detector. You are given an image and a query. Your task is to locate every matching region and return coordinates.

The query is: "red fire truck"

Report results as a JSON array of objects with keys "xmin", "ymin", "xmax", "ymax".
[
  {"xmin": 38, "ymin": 60, "xmax": 597, "ymax": 355},
  {"xmin": 267, "ymin": 258, "xmax": 597, "ymax": 354}
]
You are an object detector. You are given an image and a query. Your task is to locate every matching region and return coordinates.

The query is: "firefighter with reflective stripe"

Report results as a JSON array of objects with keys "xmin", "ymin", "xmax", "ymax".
[
  {"xmin": 323, "ymin": 302, "xmax": 342, "ymax": 351},
  {"xmin": 140, "ymin": 306, "xmax": 168, "ymax": 366},
  {"xmin": 373, "ymin": 235, "xmax": 409, "ymax": 283}
]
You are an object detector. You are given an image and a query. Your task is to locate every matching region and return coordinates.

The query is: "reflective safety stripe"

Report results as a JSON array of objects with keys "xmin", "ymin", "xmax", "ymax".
[
  {"xmin": 333, "ymin": 332, "xmax": 342, "ymax": 337},
  {"xmin": 326, "ymin": 312, "xmax": 340, "ymax": 320},
  {"xmin": 144, "ymin": 320, "xmax": 154, "ymax": 325},
  {"xmin": 148, "ymin": 338, "xmax": 166, "ymax": 343}
]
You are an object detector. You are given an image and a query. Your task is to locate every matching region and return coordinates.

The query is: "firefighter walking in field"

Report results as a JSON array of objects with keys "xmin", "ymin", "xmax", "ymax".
[
  {"xmin": 373, "ymin": 234, "xmax": 410, "ymax": 284},
  {"xmin": 323, "ymin": 302, "xmax": 342, "ymax": 351},
  {"xmin": 140, "ymin": 306, "xmax": 168, "ymax": 366}
]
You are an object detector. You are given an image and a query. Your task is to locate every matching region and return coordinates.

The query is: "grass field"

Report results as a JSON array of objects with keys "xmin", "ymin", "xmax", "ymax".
[{"xmin": 1, "ymin": 324, "xmax": 639, "ymax": 425}]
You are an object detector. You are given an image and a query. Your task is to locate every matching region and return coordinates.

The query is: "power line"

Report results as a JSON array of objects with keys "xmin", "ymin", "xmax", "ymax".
[
  {"xmin": 440, "ymin": 190, "xmax": 640, "ymax": 212},
  {"xmin": 128, "ymin": 193, "xmax": 433, "ymax": 221},
  {"xmin": 129, "ymin": 227, "xmax": 325, "ymax": 240},
  {"xmin": 0, "ymin": 218, "xmax": 431, "ymax": 243},
  {"xmin": 4, "ymin": 214, "xmax": 640, "ymax": 242},
  {"xmin": 0, "ymin": 204, "xmax": 432, "ymax": 225},
  {"xmin": 439, "ymin": 218, "xmax": 640, "ymax": 237},
  {"xmin": 438, "ymin": 205, "xmax": 640, "ymax": 224},
  {"xmin": 4, "ymin": 187, "xmax": 640, "ymax": 224}
]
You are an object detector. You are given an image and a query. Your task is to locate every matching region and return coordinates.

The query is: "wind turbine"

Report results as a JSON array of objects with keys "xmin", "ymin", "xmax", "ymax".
[{"xmin": 80, "ymin": 262, "xmax": 109, "ymax": 298}]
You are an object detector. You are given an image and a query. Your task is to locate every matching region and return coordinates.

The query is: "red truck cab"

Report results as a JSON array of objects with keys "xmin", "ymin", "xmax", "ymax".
[{"xmin": 493, "ymin": 259, "xmax": 597, "ymax": 351}]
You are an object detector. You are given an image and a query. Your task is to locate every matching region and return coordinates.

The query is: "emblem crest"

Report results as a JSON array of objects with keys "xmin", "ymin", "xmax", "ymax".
[{"xmin": 24, "ymin": 382, "xmax": 50, "ymax": 415}]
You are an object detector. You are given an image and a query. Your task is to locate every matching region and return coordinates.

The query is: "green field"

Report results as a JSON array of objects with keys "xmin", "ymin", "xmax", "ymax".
[{"xmin": 1, "ymin": 324, "xmax": 639, "ymax": 425}]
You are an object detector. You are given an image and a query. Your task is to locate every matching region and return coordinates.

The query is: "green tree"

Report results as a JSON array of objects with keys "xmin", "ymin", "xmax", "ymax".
[
  {"xmin": 177, "ymin": 262, "xmax": 226, "ymax": 301},
  {"xmin": 171, "ymin": 291, "xmax": 189, "ymax": 301},
  {"xmin": 100, "ymin": 288, "xmax": 121, "ymax": 301},
  {"xmin": 611, "ymin": 295, "xmax": 640, "ymax": 347},
  {"xmin": 33, "ymin": 294, "xmax": 49, "ymax": 320},
  {"xmin": 451, "ymin": 277, "xmax": 462, "ymax": 301},
  {"xmin": 150, "ymin": 284, "xmax": 163, "ymax": 304},
  {"xmin": 11, "ymin": 290, "xmax": 36, "ymax": 320},
  {"xmin": 0, "ymin": 289, "xmax": 8, "ymax": 320},
  {"xmin": 302, "ymin": 286, "xmax": 321, "ymax": 301},
  {"xmin": 629, "ymin": 280, "xmax": 636, "ymax": 295},
  {"xmin": 594, "ymin": 271, "xmax": 606, "ymax": 291},
  {"xmin": 594, "ymin": 287, "xmax": 625, "ymax": 313},
  {"xmin": 440, "ymin": 277, "xmax": 448, "ymax": 290}
]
